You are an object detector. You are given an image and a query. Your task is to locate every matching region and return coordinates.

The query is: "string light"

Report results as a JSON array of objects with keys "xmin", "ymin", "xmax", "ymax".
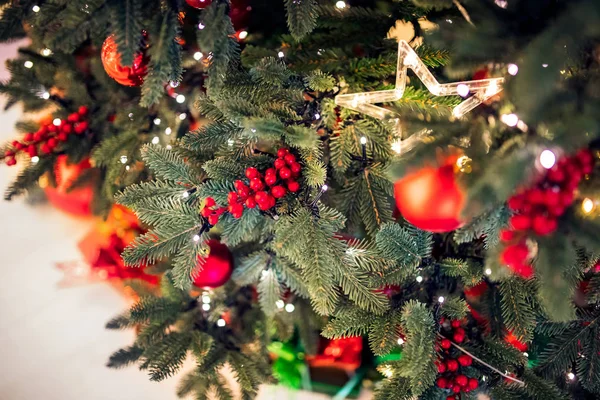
[
  {"xmin": 438, "ymin": 296, "xmax": 445, "ymax": 303},
  {"xmin": 198, "ymin": 22, "xmax": 205, "ymax": 30},
  {"xmin": 202, "ymin": 294, "xmax": 211, "ymax": 304},
  {"xmin": 193, "ymin": 234, "xmax": 201, "ymax": 242},
  {"xmin": 31, "ymin": 156, "xmax": 39, "ymax": 164},
  {"xmin": 151, "ymin": 136, "xmax": 160, "ymax": 144},
  {"xmin": 397, "ymin": 338, "xmax": 405, "ymax": 345},
  {"xmin": 41, "ymin": 48, "xmax": 52, "ymax": 57},
  {"xmin": 120, "ymin": 155, "xmax": 128, "ymax": 164},
  {"xmin": 179, "ymin": 113, "xmax": 187, "ymax": 120},
  {"xmin": 169, "ymin": 81, "xmax": 180, "ymax": 88},
  {"xmin": 582, "ymin": 198, "xmax": 595, "ymax": 214},
  {"xmin": 507, "ymin": 63, "xmax": 519, "ymax": 76},
  {"xmin": 485, "ymin": 268, "xmax": 492, "ymax": 275},
  {"xmin": 416, "ymin": 275, "xmax": 423, "ymax": 283},
  {"xmin": 285, "ymin": 304, "xmax": 295, "ymax": 313},
  {"xmin": 335, "ymin": 1, "xmax": 347, "ymax": 9},
  {"xmin": 217, "ymin": 318, "xmax": 226, "ymax": 327},
  {"xmin": 153, "ymin": 118, "xmax": 161, "ymax": 125},
  {"xmin": 314, "ymin": 113, "xmax": 320, "ymax": 119},
  {"xmin": 456, "ymin": 83, "xmax": 469, "ymax": 97},
  {"xmin": 391, "ymin": 140, "xmax": 402, "ymax": 154},
  {"xmin": 523, "ymin": 352, "xmax": 529, "ymax": 358},
  {"xmin": 32, "ymin": 5, "xmax": 40, "ymax": 12},
  {"xmin": 227, "ymin": 139, "xmax": 234, "ymax": 147},
  {"xmin": 277, "ymin": 51, "xmax": 284, "ymax": 58},
  {"xmin": 24, "ymin": 61, "xmax": 33, "ymax": 68},
  {"xmin": 539, "ymin": 149, "xmax": 556, "ymax": 169},
  {"xmin": 275, "ymin": 300, "xmax": 285, "ymax": 310},
  {"xmin": 182, "ymin": 191, "xmax": 190, "ymax": 199},
  {"xmin": 53, "ymin": 118, "xmax": 61, "ymax": 126},
  {"xmin": 202, "ymin": 303, "xmax": 210, "ymax": 311},
  {"xmin": 165, "ymin": 127, "xmax": 172, "ymax": 135},
  {"xmin": 360, "ymin": 136, "xmax": 367, "ymax": 145},
  {"xmin": 166, "ymin": 145, "xmax": 172, "ymax": 150},
  {"xmin": 495, "ymin": 0, "xmax": 508, "ymax": 8},
  {"xmin": 193, "ymin": 51, "xmax": 203, "ymax": 61},
  {"xmin": 501, "ymin": 113, "xmax": 519, "ymax": 127},
  {"xmin": 41, "ymin": 91, "xmax": 50, "ymax": 100},
  {"xmin": 125, "ymin": 165, "xmax": 130, "ymax": 171},
  {"xmin": 542, "ymin": 64, "xmax": 549, "ymax": 68},
  {"xmin": 176, "ymin": 94, "xmax": 185, "ymax": 104},
  {"xmin": 238, "ymin": 30, "xmax": 248, "ymax": 40},
  {"xmin": 567, "ymin": 372, "xmax": 575, "ymax": 381}
]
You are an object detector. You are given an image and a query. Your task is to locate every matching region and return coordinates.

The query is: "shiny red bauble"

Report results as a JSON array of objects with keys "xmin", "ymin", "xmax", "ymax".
[
  {"xmin": 193, "ymin": 240, "xmax": 233, "ymax": 289},
  {"xmin": 101, "ymin": 35, "xmax": 148, "ymax": 86},
  {"xmin": 44, "ymin": 155, "xmax": 94, "ymax": 217},
  {"xmin": 185, "ymin": 0, "xmax": 212, "ymax": 8},
  {"xmin": 394, "ymin": 163, "xmax": 466, "ymax": 232}
]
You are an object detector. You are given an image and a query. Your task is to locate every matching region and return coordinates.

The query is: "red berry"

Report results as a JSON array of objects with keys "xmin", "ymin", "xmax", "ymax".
[
  {"xmin": 284, "ymin": 153, "xmax": 296, "ymax": 165},
  {"xmin": 245, "ymin": 167, "xmax": 259, "ymax": 179},
  {"xmin": 5, "ymin": 150, "xmax": 14, "ymax": 157},
  {"xmin": 526, "ymin": 189, "xmax": 545, "ymax": 204},
  {"xmin": 279, "ymin": 167, "xmax": 292, "ymax": 179},
  {"xmin": 507, "ymin": 195, "xmax": 525, "ymax": 211},
  {"xmin": 27, "ymin": 145, "xmax": 37, "ymax": 157},
  {"xmin": 455, "ymin": 375, "xmax": 468, "ymax": 387},
  {"xmin": 245, "ymin": 197, "xmax": 257, "ymax": 208},
  {"xmin": 532, "ymin": 214, "xmax": 557, "ymax": 236},
  {"xmin": 47, "ymin": 124, "xmax": 57, "ymax": 133},
  {"xmin": 547, "ymin": 167, "xmax": 565, "ymax": 183},
  {"xmin": 227, "ymin": 192, "xmax": 239, "ymax": 204},
  {"xmin": 452, "ymin": 386, "xmax": 461, "ymax": 394},
  {"xmin": 271, "ymin": 185, "xmax": 287, "ymax": 198},
  {"xmin": 234, "ymin": 180, "xmax": 246, "ymax": 190},
  {"xmin": 205, "ymin": 197, "xmax": 216, "ymax": 207},
  {"xmin": 560, "ymin": 191, "xmax": 574, "ymax": 207},
  {"xmin": 254, "ymin": 191, "xmax": 269, "ymax": 204},
  {"xmin": 436, "ymin": 377, "xmax": 448, "ymax": 389},
  {"xmin": 40, "ymin": 143, "xmax": 51, "ymax": 154},
  {"xmin": 274, "ymin": 158, "xmax": 286, "ymax": 170},
  {"xmin": 258, "ymin": 195, "xmax": 274, "ymax": 211},
  {"xmin": 229, "ymin": 203, "xmax": 244, "ymax": 216},
  {"xmin": 499, "ymin": 229, "xmax": 515, "ymax": 242},
  {"xmin": 441, "ymin": 339, "xmax": 452, "ymax": 349},
  {"xmin": 62, "ymin": 123, "xmax": 73, "ymax": 134},
  {"xmin": 232, "ymin": 210, "xmax": 243, "ymax": 219},
  {"xmin": 277, "ymin": 148, "xmax": 288, "ymax": 158},
  {"xmin": 265, "ymin": 174, "xmax": 277, "ymax": 186},
  {"xmin": 514, "ymin": 262, "xmax": 535, "ymax": 279},
  {"xmin": 543, "ymin": 189, "xmax": 561, "ymax": 207},
  {"xmin": 208, "ymin": 215, "xmax": 219, "ymax": 225},
  {"xmin": 74, "ymin": 121, "xmax": 89, "ymax": 134},
  {"xmin": 57, "ymin": 132, "xmax": 69, "ymax": 142},
  {"xmin": 201, "ymin": 207, "xmax": 212, "ymax": 217},
  {"xmin": 5, "ymin": 157, "xmax": 16, "ymax": 166},
  {"xmin": 446, "ymin": 359, "xmax": 459, "ymax": 372},
  {"xmin": 47, "ymin": 138, "xmax": 58, "ymax": 149},
  {"xmin": 250, "ymin": 177, "xmax": 264, "ymax": 191},
  {"xmin": 265, "ymin": 167, "xmax": 276, "ymax": 176},
  {"xmin": 501, "ymin": 243, "xmax": 529, "ymax": 267},
  {"xmin": 237, "ymin": 185, "xmax": 250, "ymax": 198},
  {"xmin": 23, "ymin": 133, "xmax": 34, "ymax": 142},
  {"xmin": 468, "ymin": 378, "xmax": 478, "ymax": 390},
  {"xmin": 446, "ymin": 397, "xmax": 456, "ymax": 400},
  {"xmin": 437, "ymin": 362, "xmax": 447, "ymax": 373},
  {"xmin": 33, "ymin": 131, "xmax": 46, "ymax": 141},
  {"xmin": 510, "ymin": 214, "xmax": 532, "ymax": 231},
  {"xmin": 458, "ymin": 354, "xmax": 472, "ymax": 367},
  {"xmin": 290, "ymin": 162, "xmax": 302, "ymax": 174},
  {"xmin": 451, "ymin": 320, "xmax": 461, "ymax": 329},
  {"xmin": 67, "ymin": 113, "xmax": 80, "ymax": 123},
  {"xmin": 453, "ymin": 333, "xmax": 465, "ymax": 343},
  {"xmin": 78, "ymin": 105, "xmax": 89, "ymax": 116},
  {"xmin": 287, "ymin": 181, "xmax": 300, "ymax": 192}
]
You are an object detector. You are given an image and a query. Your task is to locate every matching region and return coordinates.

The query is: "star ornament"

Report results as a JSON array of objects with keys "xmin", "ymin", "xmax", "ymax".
[{"xmin": 335, "ymin": 40, "xmax": 504, "ymax": 152}]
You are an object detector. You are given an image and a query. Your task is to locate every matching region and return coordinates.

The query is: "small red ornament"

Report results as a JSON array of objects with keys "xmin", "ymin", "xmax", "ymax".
[
  {"xmin": 271, "ymin": 185, "xmax": 287, "ymax": 199},
  {"xmin": 457, "ymin": 354, "xmax": 472, "ymax": 367},
  {"xmin": 446, "ymin": 359, "xmax": 459, "ymax": 372},
  {"xmin": 394, "ymin": 162, "xmax": 466, "ymax": 232},
  {"xmin": 101, "ymin": 35, "xmax": 148, "ymax": 87},
  {"xmin": 468, "ymin": 378, "xmax": 478, "ymax": 390},
  {"xmin": 287, "ymin": 181, "xmax": 300, "ymax": 192},
  {"xmin": 436, "ymin": 377, "xmax": 448, "ymax": 389},
  {"xmin": 455, "ymin": 375, "xmax": 468, "ymax": 387},
  {"xmin": 192, "ymin": 240, "xmax": 233, "ymax": 289},
  {"xmin": 185, "ymin": 0, "xmax": 212, "ymax": 8},
  {"xmin": 44, "ymin": 155, "xmax": 94, "ymax": 217},
  {"xmin": 440, "ymin": 339, "xmax": 452, "ymax": 350}
]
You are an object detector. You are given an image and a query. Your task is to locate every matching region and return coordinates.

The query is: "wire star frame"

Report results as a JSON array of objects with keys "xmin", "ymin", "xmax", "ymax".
[{"xmin": 335, "ymin": 40, "xmax": 504, "ymax": 152}]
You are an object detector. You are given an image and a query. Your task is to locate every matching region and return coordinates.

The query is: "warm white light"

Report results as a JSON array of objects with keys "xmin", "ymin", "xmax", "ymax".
[
  {"xmin": 32, "ymin": 5, "xmax": 40, "ymax": 12},
  {"xmin": 31, "ymin": 156, "xmax": 39, "ymax": 164},
  {"xmin": 125, "ymin": 165, "xmax": 130, "ymax": 171},
  {"xmin": 456, "ymin": 84, "xmax": 469, "ymax": 97},
  {"xmin": 542, "ymin": 64, "xmax": 548, "ymax": 68},
  {"xmin": 176, "ymin": 94, "xmax": 185, "ymax": 103},
  {"xmin": 582, "ymin": 198, "xmax": 594, "ymax": 214},
  {"xmin": 397, "ymin": 338, "xmax": 405, "ymax": 345},
  {"xmin": 41, "ymin": 91, "xmax": 50, "ymax": 99},
  {"xmin": 507, "ymin": 63, "xmax": 519, "ymax": 76},
  {"xmin": 567, "ymin": 372, "xmax": 575, "ymax": 381},
  {"xmin": 53, "ymin": 118, "xmax": 61, "ymax": 126},
  {"xmin": 153, "ymin": 118, "xmax": 161, "ymax": 125},
  {"xmin": 182, "ymin": 191, "xmax": 190, "ymax": 199},
  {"xmin": 360, "ymin": 136, "xmax": 367, "ymax": 145},
  {"xmin": 314, "ymin": 113, "xmax": 320, "ymax": 119},
  {"xmin": 539, "ymin": 149, "xmax": 556, "ymax": 169},
  {"xmin": 238, "ymin": 30, "xmax": 248, "ymax": 40},
  {"xmin": 165, "ymin": 127, "xmax": 172, "ymax": 135},
  {"xmin": 227, "ymin": 139, "xmax": 234, "ymax": 147},
  {"xmin": 24, "ymin": 61, "xmax": 33, "ymax": 68},
  {"xmin": 335, "ymin": 1, "xmax": 346, "ymax": 9},
  {"xmin": 217, "ymin": 318, "xmax": 226, "ymax": 327},
  {"xmin": 128, "ymin": 112, "xmax": 134, "ymax": 118},
  {"xmin": 151, "ymin": 136, "xmax": 160, "ymax": 144},
  {"xmin": 277, "ymin": 51, "xmax": 284, "ymax": 58},
  {"xmin": 322, "ymin": 184, "xmax": 329, "ymax": 192},
  {"xmin": 438, "ymin": 296, "xmax": 445, "ymax": 303},
  {"xmin": 495, "ymin": 0, "xmax": 508, "ymax": 8},
  {"xmin": 193, "ymin": 51, "xmax": 203, "ymax": 61},
  {"xmin": 120, "ymin": 155, "xmax": 128, "ymax": 164},
  {"xmin": 416, "ymin": 275, "xmax": 423, "ymax": 283},
  {"xmin": 202, "ymin": 295, "xmax": 211, "ymax": 304},
  {"xmin": 169, "ymin": 81, "xmax": 180, "ymax": 88},
  {"xmin": 523, "ymin": 352, "xmax": 529, "ymax": 358},
  {"xmin": 179, "ymin": 113, "xmax": 187, "ymax": 120},
  {"xmin": 501, "ymin": 113, "xmax": 519, "ymax": 127},
  {"xmin": 276, "ymin": 300, "xmax": 285, "ymax": 309},
  {"xmin": 285, "ymin": 304, "xmax": 295, "ymax": 313},
  {"xmin": 198, "ymin": 23, "xmax": 205, "ymax": 30},
  {"xmin": 485, "ymin": 268, "xmax": 492, "ymax": 275},
  {"xmin": 193, "ymin": 234, "xmax": 201, "ymax": 242},
  {"xmin": 391, "ymin": 140, "xmax": 402, "ymax": 154},
  {"xmin": 41, "ymin": 48, "xmax": 52, "ymax": 56},
  {"xmin": 166, "ymin": 145, "xmax": 172, "ymax": 150},
  {"xmin": 202, "ymin": 303, "xmax": 210, "ymax": 311}
]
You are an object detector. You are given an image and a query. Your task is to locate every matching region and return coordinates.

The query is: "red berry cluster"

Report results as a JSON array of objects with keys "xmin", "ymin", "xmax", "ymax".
[
  {"xmin": 3, "ymin": 106, "xmax": 90, "ymax": 166},
  {"xmin": 436, "ymin": 319, "xmax": 478, "ymax": 399},
  {"xmin": 200, "ymin": 197, "xmax": 227, "ymax": 226},
  {"xmin": 500, "ymin": 149, "xmax": 594, "ymax": 278},
  {"xmin": 227, "ymin": 148, "xmax": 301, "ymax": 218}
]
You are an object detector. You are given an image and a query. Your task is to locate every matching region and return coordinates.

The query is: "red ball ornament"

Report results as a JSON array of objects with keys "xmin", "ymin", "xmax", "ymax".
[
  {"xmin": 193, "ymin": 240, "xmax": 233, "ymax": 289},
  {"xmin": 101, "ymin": 35, "xmax": 148, "ymax": 86},
  {"xmin": 394, "ymin": 163, "xmax": 466, "ymax": 232},
  {"xmin": 185, "ymin": 0, "xmax": 212, "ymax": 8},
  {"xmin": 44, "ymin": 155, "xmax": 94, "ymax": 217}
]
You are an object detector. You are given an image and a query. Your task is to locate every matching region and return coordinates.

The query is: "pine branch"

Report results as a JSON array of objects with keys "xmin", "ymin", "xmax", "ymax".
[
  {"xmin": 107, "ymin": 346, "xmax": 144, "ymax": 368},
  {"xmin": 108, "ymin": 0, "xmax": 143, "ymax": 66},
  {"xmin": 284, "ymin": 0, "xmax": 319, "ymax": 41},
  {"xmin": 257, "ymin": 268, "xmax": 281, "ymax": 317}
]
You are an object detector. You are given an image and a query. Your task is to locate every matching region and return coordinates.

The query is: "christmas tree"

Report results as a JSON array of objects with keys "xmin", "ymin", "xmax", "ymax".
[{"xmin": 4, "ymin": 0, "xmax": 600, "ymax": 399}]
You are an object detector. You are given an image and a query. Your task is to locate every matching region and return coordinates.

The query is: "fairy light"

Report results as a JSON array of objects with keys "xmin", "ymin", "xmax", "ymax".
[
  {"xmin": 24, "ymin": 61, "xmax": 33, "ymax": 69},
  {"xmin": 193, "ymin": 51, "xmax": 203, "ymax": 61},
  {"xmin": 485, "ymin": 268, "xmax": 492, "ymax": 275},
  {"xmin": 176, "ymin": 94, "xmax": 185, "ymax": 103},
  {"xmin": 227, "ymin": 139, "xmax": 234, "ymax": 147},
  {"xmin": 397, "ymin": 338, "xmax": 405, "ymax": 345},
  {"xmin": 202, "ymin": 294, "xmax": 211, "ymax": 304},
  {"xmin": 416, "ymin": 275, "xmax": 423, "ymax": 283},
  {"xmin": 202, "ymin": 303, "xmax": 210, "ymax": 311},
  {"xmin": 391, "ymin": 140, "xmax": 403, "ymax": 154},
  {"xmin": 151, "ymin": 136, "xmax": 160, "ymax": 144},
  {"xmin": 198, "ymin": 22, "xmax": 206, "ymax": 30},
  {"xmin": 277, "ymin": 51, "xmax": 284, "ymax": 58},
  {"xmin": 153, "ymin": 118, "xmax": 161, "ymax": 125},
  {"xmin": 523, "ymin": 352, "xmax": 529, "ymax": 358},
  {"xmin": 179, "ymin": 113, "xmax": 187, "ymax": 120},
  {"xmin": 125, "ymin": 165, "xmax": 130, "ymax": 171},
  {"xmin": 507, "ymin": 63, "xmax": 519, "ymax": 76},
  {"xmin": 193, "ymin": 234, "xmax": 201, "ymax": 242},
  {"xmin": 285, "ymin": 304, "xmax": 295, "ymax": 313},
  {"xmin": 53, "ymin": 118, "xmax": 61, "ymax": 126},
  {"xmin": 583, "ymin": 198, "xmax": 595, "ymax": 214},
  {"xmin": 314, "ymin": 113, "xmax": 320, "ymax": 120},
  {"xmin": 495, "ymin": 0, "xmax": 508, "ymax": 8},
  {"xmin": 539, "ymin": 149, "xmax": 556, "ymax": 169},
  {"xmin": 360, "ymin": 136, "xmax": 367, "ymax": 145},
  {"xmin": 32, "ymin": 5, "xmax": 40, "ymax": 12},
  {"xmin": 501, "ymin": 113, "xmax": 519, "ymax": 127},
  {"xmin": 166, "ymin": 145, "xmax": 172, "ymax": 150},
  {"xmin": 335, "ymin": 1, "xmax": 347, "ymax": 9},
  {"xmin": 41, "ymin": 91, "xmax": 50, "ymax": 100},
  {"xmin": 217, "ymin": 318, "xmax": 226, "ymax": 327},
  {"xmin": 238, "ymin": 30, "xmax": 248, "ymax": 40},
  {"xmin": 182, "ymin": 191, "xmax": 190, "ymax": 199},
  {"xmin": 456, "ymin": 84, "xmax": 470, "ymax": 98},
  {"xmin": 169, "ymin": 81, "xmax": 180, "ymax": 88},
  {"xmin": 381, "ymin": 366, "xmax": 393, "ymax": 378},
  {"xmin": 31, "ymin": 156, "xmax": 39, "ymax": 164},
  {"xmin": 542, "ymin": 64, "xmax": 549, "ymax": 68},
  {"xmin": 41, "ymin": 48, "xmax": 52, "ymax": 57},
  {"xmin": 567, "ymin": 372, "xmax": 575, "ymax": 381},
  {"xmin": 165, "ymin": 127, "xmax": 172, "ymax": 135},
  {"xmin": 438, "ymin": 296, "xmax": 445, "ymax": 303},
  {"xmin": 276, "ymin": 300, "xmax": 285, "ymax": 309},
  {"xmin": 120, "ymin": 155, "xmax": 128, "ymax": 164}
]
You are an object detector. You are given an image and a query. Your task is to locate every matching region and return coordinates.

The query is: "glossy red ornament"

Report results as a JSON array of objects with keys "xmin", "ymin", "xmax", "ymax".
[
  {"xmin": 101, "ymin": 35, "xmax": 148, "ymax": 86},
  {"xmin": 185, "ymin": 0, "xmax": 212, "ymax": 8},
  {"xmin": 193, "ymin": 240, "xmax": 233, "ymax": 289},
  {"xmin": 44, "ymin": 155, "xmax": 94, "ymax": 217},
  {"xmin": 394, "ymin": 163, "xmax": 466, "ymax": 232}
]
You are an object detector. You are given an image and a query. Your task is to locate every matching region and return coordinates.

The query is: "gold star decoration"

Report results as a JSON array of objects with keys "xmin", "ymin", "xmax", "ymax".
[{"xmin": 335, "ymin": 40, "xmax": 504, "ymax": 153}]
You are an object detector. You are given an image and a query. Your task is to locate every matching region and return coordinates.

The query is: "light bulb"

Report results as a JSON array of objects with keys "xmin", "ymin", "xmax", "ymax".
[
  {"xmin": 485, "ymin": 268, "xmax": 492, "ymax": 275},
  {"xmin": 217, "ymin": 318, "xmax": 226, "ymax": 327},
  {"xmin": 165, "ymin": 127, "xmax": 172, "ymax": 135},
  {"xmin": 542, "ymin": 64, "xmax": 549, "ymax": 68},
  {"xmin": 179, "ymin": 113, "xmax": 187, "ymax": 120},
  {"xmin": 31, "ymin": 156, "xmax": 39, "ymax": 164},
  {"xmin": 276, "ymin": 300, "xmax": 285, "ymax": 309},
  {"xmin": 391, "ymin": 140, "xmax": 402, "ymax": 154},
  {"xmin": 120, "ymin": 155, "xmax": 128, "ymax": 164},
  {"xmin": 238, "ymin": 30, "xmax": 248, "ymax": 40},
  {"xmin": 397, "ymin": 338, "xmax": 405, "ymax": 345},
  {"xmin": 567, "ymin": 372, "xmax": 575, "ymax": 381},
  {"xmin": 335, "ymin": 1, "xmax": 346, "ymax": 9},
  {"xmin": 125, "ymin": 165, "xmax": 130, "ymax": 171},
  {"xmin": 456, "ymin": 84, "xmax": 470, "ymax": 98},
  {"xmin": 169, "ymin": 81, "xmax": 180, "ymax": 88},
  {"xmin": 193, "ymin": 51, "xmax": 203, "ymax": 61},
  {"xmin": 202, "ymin": 303, "xmax": 210, "ymax": 311},
  {"xmin": 507, "ymin": 63, "xmax": 519, "ymax": 76},
  {"xmin": 523, "ymin": 352, "xmax": 529, "ymax": 358},
  {"xmin": 582, "ymin": 198, "xmax": 594, "ymax": 214},
  {"xmin": 322, "ymin": 184, "xmax": 329, "ymax": 192},
  {"xmin": 151, "ymin": 136, "xmax": 160, "ymax": 144},
  {"xmin": 182, "ymin": 191, "xmax": 190, "ymax": 198},
  {"xmin": 314, "ymin": 113, "xmax": 320, "ymax": 119},
  {"xmin": 360, "ymin": 136, "xmax": 367, "ymax": 145},
  {"xmin": 202, "ymin": 295, "xmax": 211, "ymax": 304},
  {"xmin": 24, "ymin": 61, "xmax": 33, "ymax": 69},
  {"xmin": 193, "ymin": 234, "xmax": 200, "ymax": 242},
  {"xmin": 41, "ymin": 48, "xmax": 52, "ymax": 57},
  {"xmin": 438, "ymin": 296, "xmax": 445, "ymax": 303},
  {"xmin": 41, "ymin": 91, "xmax": 50, "ymax": 100},
  {"xmin": 285, "ymin": 304, "xmax": 295, "ymax": 313},
  {"xmin": 176, "ymin": 94, "xmax": 185, "ymax": 104},
  {"xmin": 277, "ymin": 51, "xmax": 284, "ymax": 58},
  {"xmin": 539, "ymin": 149, "xmax": 556, "ymax": 169},
  {"xmin": 198, "ymin": 23, "xmax": 205, "ymax": 30},
  {"xmin": 53, "ymin": 118, "xmax": 61, "ymax": 126},
  {"xmin": 416, "ymin": 275, "xmax": 423, "ymax": 283},
  {"xmin": 32, "ymin": 5, "xmax": 40, "ymax": 12},
  {"xmin": 501, "ymin": 113, "xmax": 519, "ymax": 127},
  {"xmin": 153, "ymin": 118, "xmax": 161, "ymax": 125}
]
